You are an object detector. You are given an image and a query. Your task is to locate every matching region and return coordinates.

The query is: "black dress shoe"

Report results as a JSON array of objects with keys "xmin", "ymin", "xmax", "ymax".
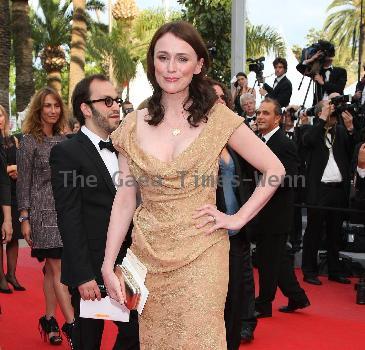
[
  {"xmin": 279, "ymin": 300, "xmax": 310, "ymax": 313},
  {"xmin": 328, "ymin": 276, "xmax": 351, "ymax": 284},
  {"xmin": 240, "ymin": 327, "xmax": 254, "ymax": 343},
  {"xmin": 303, "ymin": 276, "xmax": 322, "ymax": 285},
  {"xmin": 254, "ymin": 310, "xmax": 272, "ymax": 318}
]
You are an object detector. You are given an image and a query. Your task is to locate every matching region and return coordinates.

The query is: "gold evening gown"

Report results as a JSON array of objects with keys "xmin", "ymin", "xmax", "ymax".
[{"xmin": 111, "ymin": 103, "xmax": 243, "ymax": 350}]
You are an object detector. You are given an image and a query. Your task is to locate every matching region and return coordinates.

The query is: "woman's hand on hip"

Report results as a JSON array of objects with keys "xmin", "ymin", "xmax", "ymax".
[{"xmin": 193, "ymin": 204, "xmax": 245, "ymax": 235}]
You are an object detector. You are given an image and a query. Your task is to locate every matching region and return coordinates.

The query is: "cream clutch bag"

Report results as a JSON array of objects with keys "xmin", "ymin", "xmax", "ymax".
[{"xmin": 114, "ymin": 264, "xmax": 141, "ymax": 310}]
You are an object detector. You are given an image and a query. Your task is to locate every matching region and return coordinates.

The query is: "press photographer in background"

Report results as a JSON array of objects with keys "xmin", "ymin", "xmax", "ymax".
[
  {"xmin": 296, "ymin": 40, "xmax": 347, "ymax": 106},
  {"xmin": 259, "ymin": 57, "xmax": 292, "ymax": 108},
  {"xmin": 232, "ymin": 72, "xmax": 256, "ymax": 116},
  {"xmin": 301, "ymin": 95, "xmax": 355, "ymax": 286}
]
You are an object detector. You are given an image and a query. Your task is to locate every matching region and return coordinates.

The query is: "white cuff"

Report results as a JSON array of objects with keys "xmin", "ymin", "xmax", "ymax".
[{"xmin": 357, "ymin": 166, "xmax": 365, "ymax": 178}]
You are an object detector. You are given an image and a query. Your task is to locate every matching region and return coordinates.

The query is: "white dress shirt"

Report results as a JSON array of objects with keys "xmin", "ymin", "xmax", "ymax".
[
  {"xmin": 357, "ymin": 166, "xmax": 365, "ymax": 179},
  {"xmin": 321, "ymin": 133, "xmax": 342, "ymax": 183},
  {"xmin": 262, "ymin": 126, "xmax": 280, "ymax": 143},
  {"xmin": 273, "ymin": 74, "xmax": 286, "ymax": 89},
  {"xmin": 81, "ymin": 126, "xmax": 119, "ymax": 185}
]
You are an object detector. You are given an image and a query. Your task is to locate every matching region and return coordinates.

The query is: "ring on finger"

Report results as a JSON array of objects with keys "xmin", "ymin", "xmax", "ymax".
[{"xmin": 210, "ymin": 215, "xmax": 216, "ymax": 224}]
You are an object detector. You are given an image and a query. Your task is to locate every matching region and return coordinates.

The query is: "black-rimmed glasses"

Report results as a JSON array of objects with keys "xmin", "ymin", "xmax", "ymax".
[{"xmin": 86, "ymin": 96, "xmax": 123, "ymax": 108}]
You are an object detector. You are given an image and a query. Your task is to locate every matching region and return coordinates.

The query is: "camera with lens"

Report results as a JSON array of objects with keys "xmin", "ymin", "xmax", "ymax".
[
  {"xmin": 247, "ymin": 57, "xmax": 265, "ymax": 83},
  {"xmin": 301, "ymin": 40, "xmax": 335, "ymax": 77},
  {"xmin": 330, "ymin": 94, "xmax": 360, "ymax": 115}
]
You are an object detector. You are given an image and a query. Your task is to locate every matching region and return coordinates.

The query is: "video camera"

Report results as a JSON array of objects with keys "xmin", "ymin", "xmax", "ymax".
[
  {"xmin": 301, "ymin": 40, "xmax": 335, "ymax": 77},
  {"xmin": 247, "ymin": 57, "xmax": 265, "ymax": 84}
]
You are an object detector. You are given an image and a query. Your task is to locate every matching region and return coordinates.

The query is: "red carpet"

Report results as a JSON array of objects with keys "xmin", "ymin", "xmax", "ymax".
[{"xmin": 1, "ymin": 247, "xmax": 365, "ymax": 350}]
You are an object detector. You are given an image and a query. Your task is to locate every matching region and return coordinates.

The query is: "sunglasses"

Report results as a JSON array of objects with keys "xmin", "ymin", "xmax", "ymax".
[{"xmin": 86, "ymin": 96, "xmax": 123, "ymax": 108}]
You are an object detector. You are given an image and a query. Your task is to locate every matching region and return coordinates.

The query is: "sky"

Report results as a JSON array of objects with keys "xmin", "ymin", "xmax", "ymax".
[
  {"xmin": 30, "ymin": 0, "xmax": 333, "ymax": 48},
  {"xmin": 135, "ymin": 0, "xmax": 334, "ymax": 48}
]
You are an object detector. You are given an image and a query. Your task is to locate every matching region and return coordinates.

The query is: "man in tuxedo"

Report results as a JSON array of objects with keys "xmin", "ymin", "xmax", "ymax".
[
  {"xmin": 50, "ymin": 74, "xmax": 139, "ymax": 350},
  {"xmin": 301, "ymin": 99, "xmax": 354, "ymax": 285},
  {"xmin": 240, "ymin": 94, "xmax": 258, "ymax": 132},
  {"xmin": 259, "ymin": 57, "xmax": 292, "ymax": 108},
  {"xmin": 296, "ymin": 41, "xmax": 347, "ymax": 106},
  {"xmin": 253, "ymin": 98, "xmax": 309, "ymax": 317}
]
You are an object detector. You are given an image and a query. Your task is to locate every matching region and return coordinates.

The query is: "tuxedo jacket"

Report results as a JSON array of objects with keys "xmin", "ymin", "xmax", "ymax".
[
  {"xmin": 296, "ymin": 63, "xmax": 347, "ymax": 105},
  {"xmin": 253, "ymin": 129, "xmax": 299, "ymax": 235},
  {"xmin": 50, "ymin": 131, "xmax": 132, "ymax": 288},
  {"xmin": 302, "ymin": 119, "xmax": 353, "ymax": 205},
  {"xmin": 263, "ymin": 76, "xmax": 292, "ymax": 107}
]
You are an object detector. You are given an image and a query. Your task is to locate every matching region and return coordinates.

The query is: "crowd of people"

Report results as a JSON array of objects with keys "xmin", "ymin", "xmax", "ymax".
[{"xmin": 1, "ymin": 20, "xmax": 365, "ymax": 350}]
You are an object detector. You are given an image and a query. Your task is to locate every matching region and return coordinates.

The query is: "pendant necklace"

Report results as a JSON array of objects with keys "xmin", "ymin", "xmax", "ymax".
[{"xmin": 169, "ymin": 108, "xmax": 188, "ymax": 136}]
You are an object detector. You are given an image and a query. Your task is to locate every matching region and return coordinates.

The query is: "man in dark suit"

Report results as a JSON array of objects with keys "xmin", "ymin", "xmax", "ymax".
[
  {"xmin": 296, "ymin": 42, "xmax": 347, "ymax": 106},
  {"xmin": 253, "ymin": 98, "xmax": 309, "ymax": 318},
  {"xmin": 259, "ymin": 57, "xmax": 292, "ymax": 108},
  {"xmin": 50, "ymin": 74, "xmax": 139, "ymax": 350},
  {"xmin": 301, "ymin": 99, "xmax": 354, "ymax": 285}
]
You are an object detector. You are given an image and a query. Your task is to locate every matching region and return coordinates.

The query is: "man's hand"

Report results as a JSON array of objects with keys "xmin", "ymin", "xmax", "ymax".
[
  {"xmin": 21, "ymin": 221, "xmax": 32, "ymax": 246},
  {"xmin": 319, "ymin": 101, "xmax": 333, "ymax": 121},
  {"xmin": 78, "ymin": 280, "xmax": 101, "ymax": 301},
  {"xmin": 259, "ymin": 87, "xmax": 267, "ymax": 97},
  {"xmin": 354, "ymin": 91, "xmax": 362, "ymax": 100},
  {"xmin": 358, "ymin": 143, "xmax": 365, "ymax": 169},
  {"xmin": 299, "ymin": 111, "xmax": 310, "ymax": 125},
  {"xmin": 314, "ymin": 74, "xmax": 324, "ymax": 85},
  {"xmin": 341, "ymin": 110, "xmax": 354, "ymax": 132}
]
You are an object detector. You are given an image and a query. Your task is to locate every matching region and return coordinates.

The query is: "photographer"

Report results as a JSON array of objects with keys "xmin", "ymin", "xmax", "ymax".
[
  {"xmin": 232, "ymin": 72, "xmax": 256, "ymax": 116},
  {"xmin": 301, "ymin": 97, "xmax": 354, "ymax": 286},
  {"xmin": 259, "ymin": 57, "xmax": 292, "ymax": 108},
  {"xmin": 296, "ymin": 40, "xmax": 347, "ymax": 105}
]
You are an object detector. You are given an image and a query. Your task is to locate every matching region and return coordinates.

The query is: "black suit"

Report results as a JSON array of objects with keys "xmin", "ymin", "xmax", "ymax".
[
  {"xmin": 216, "ymin": 147, "xmax": 256, "ymax": 350},
  {"xmin": 50, "ymin": 131, "xmax": 139, "ymax": 350},
  {"xmin": 263, "ymin": 75, "xmax": 292, "ymax": 107},
  {"xmin": 301, "ymin": 119, "xmax": 353, "ymax": 278},
  {"xmin": 253, "ymin": 129, "xmax": 308, "ymax": 314},
  {"xmin": 296, "ymin": 63, "xmax": 347, "ymax": 105}
]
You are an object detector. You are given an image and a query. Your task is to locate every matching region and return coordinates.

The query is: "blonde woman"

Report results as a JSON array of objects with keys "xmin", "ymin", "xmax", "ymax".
[{"xmin": 17, "ymin": 88, "xmax": 74, "ymax": 346}]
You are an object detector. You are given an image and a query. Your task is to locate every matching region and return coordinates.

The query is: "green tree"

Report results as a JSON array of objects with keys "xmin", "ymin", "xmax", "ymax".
[
  {"xmin": 11, "ymin": 0, "xmax": 35, "ymax": 113},
  {"xmin": 0, "ymin": 0, "xmax": 11, "ymax": 114},
  {"xmin": 323, "ymin": 0, "xmax": 361, "ymax": 60},
  {"xmin": 31, "ymin": 0, "xmax": 72, "ymax": 96},
  {"xmin": 178, "ymin": 0, "xmax": 286, "ymax": 84}
]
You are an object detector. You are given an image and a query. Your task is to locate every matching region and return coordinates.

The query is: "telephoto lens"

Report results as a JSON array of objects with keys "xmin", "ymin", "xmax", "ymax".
[{"xmin": 356, "ymin": 278, "xmax": 365, "ymax": 305}]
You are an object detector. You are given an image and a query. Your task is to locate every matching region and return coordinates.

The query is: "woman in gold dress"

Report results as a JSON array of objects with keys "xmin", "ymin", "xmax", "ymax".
[{"xmin": 102, "ymin": 21, "xmax": 285, "ymax": 349}]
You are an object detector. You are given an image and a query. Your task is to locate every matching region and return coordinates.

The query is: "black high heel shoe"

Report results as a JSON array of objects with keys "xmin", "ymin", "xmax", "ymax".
[
  {"xmin": 62, "ymin": 321, "xmax": 75, "ymax": 349},
  {"xmin": 5, "ymin": 275, "xmax": 26, "ymax": 291},
  {"xmin": 38, "ymin": 315, "xmax": 63, "ymax": 345}
]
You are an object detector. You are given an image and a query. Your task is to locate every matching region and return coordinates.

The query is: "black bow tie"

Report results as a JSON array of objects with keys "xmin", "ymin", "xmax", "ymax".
[
  {"xmin": 286, "ymin": 131, "xmax": 294, "ymax": 139},
  {"xmin": 259, "ymin": 135, "xmax": 266, "ymax": 143},
  {"xmin": 99, "ymin": 140, "xmax": 116, "ymax": 153}
]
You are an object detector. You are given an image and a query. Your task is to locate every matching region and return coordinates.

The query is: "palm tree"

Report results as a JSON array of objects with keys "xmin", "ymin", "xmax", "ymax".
[
  {"xmin": 32, "ymin": 0, "xmax": 72, "ymax": 96},
  {"xmin": 68, "ymin": 0, "xmax": 105, "ymax": 104},
  {"xmin": 11, "ymin": 0, "xmax": 35, "ymax": 113},
  {"xmin": 87, "ymin": 25, "xmax": 137, "ymax": 92},
  {"xmin": 0, "ymin": 0, "xmax": 11, "ymax": 114},
  {"xmin": 323, "ymin": 0, "xmax": 362, "ymax": 61},
  {"xmin": 68, "ymin": 0, "xmax": 86, "ymax": 104},
  {"xmin": 246, "ymin": 22, "xmax": 286, "ymax": 59}
]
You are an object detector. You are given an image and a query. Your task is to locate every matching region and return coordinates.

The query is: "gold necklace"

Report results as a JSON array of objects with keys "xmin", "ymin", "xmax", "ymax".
[{"xmin": 168, "ymin": 108, "xmax": 188, "ymax": 136}]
